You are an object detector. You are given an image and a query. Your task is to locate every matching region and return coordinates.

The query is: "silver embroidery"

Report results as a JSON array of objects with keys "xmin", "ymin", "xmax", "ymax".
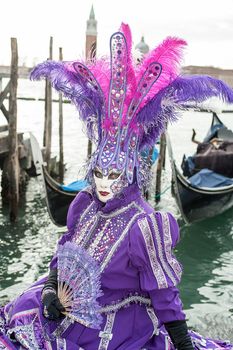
[
  {"xmin": 138, "ymin": 217, "xmax": 168, "ymax": 289},
  {"xmin": 56, "ymin": 337, "xmax": 67, "ymax": 350},
  {"xmin": 146, "ymin": 306, "xmax": 159, "ymax": 337},
  {"xmin": 149, "ymin": 213, "xmax": 177, "ymax": 285},
  {"xmin": 99, "ymin": 295, "xmax": 151, "ymax": 314},
  {"xmin": 100, "ymin": 211, "xmax": 143, "ymax": 272},
  {"xmin": 98, "ymin": 312, "xmax": 116, "ymax": 350},
  {"xmin": 51, "ymin": 317, "xmax": 74, "ymax": 338},
  {"xmin": 161, "ymin": 212, "xmax": 182, "ymax": 281},
  {"xmin": 7, "ymin": 323, "xmax": 40, "ymax": 350},
  {"xmin": 73, "ymin": 199, "xmax": 145, "ymax": 272}
]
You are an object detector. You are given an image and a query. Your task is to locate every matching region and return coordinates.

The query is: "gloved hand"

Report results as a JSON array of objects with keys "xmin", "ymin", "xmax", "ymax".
[
  {"xmin": 164, "ymin": 320, "xmax": 194, "ymax": 350},
  {"xmin": 42, "ymin": 268, "xmax": 65, "ymax": 320},
  {"xmin": 42, "ymin": 289, "xmax": 65, "ymax": 320}
]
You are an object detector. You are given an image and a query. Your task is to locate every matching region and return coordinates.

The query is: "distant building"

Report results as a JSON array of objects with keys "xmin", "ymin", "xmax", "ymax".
[
  {"xmin": 183, "ymin": 65, "xmax": 233, "ymax": 88},
  {"xmin": 86, "ymin": 5, "xmax": 97, "ymax": 61},
  {"xmin": 135, "ymin": 36, "xmax": 149, "ymax": 54}
]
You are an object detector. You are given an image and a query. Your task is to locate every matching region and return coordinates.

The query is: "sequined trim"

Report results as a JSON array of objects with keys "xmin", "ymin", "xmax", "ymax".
[
  {"xmin": 161, "ymin": 212, "xmax": 182, "ymax": 282},
  {"xmin": 73, "ymin": 198, "xmax": 145, "ymax": 272},
  {"xmin": 0, "ymin": 338, "xmax": 10, "ymax": 350},
  {"xmin": 7, "ymin": 309, "xmax": 51, "ymax": 350},
  {"xmin": 56, "ymin": 337, "xmax": 67, "ymax": 350},
  {"xmin": 98, "ymin": 312, "xmax": 116, "ymax": 350},
  {"xmin": 51, "ymin": 317, "xmax": 74, "ymax": 338},
  {"xmin": 99, "ymin": 295, "xmax": 151, "ymax": 314},
  {"xmin": 138, "ymin": 217, "xmax": 168, "ymax": 289},
  {"xmin": 149, "ymin": 213, "xmax": 177, "ymax": 285},
  {"xmin": 100, "ymin": 210, "xmax": 143, "ymax": 272},
  {"xmin": 146, "ymin": 306, "xmax": 159, "ymax": 337}
]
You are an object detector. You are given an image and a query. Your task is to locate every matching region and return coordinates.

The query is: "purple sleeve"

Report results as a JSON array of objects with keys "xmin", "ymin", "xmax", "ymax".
[
  {"xmin": 49, "ymin": 190, "xmax": 92, "ymax": 269},
  {"xmin": 149, "ymin": 287, "xmax": 186, "ymax": 323},
  {"xmin": 129, "ymin": 211, "xmax": 185, "ymax": 322},
  {"xmin": 129, "ymin": 211, "xmax": 183, "ymax": 290}
]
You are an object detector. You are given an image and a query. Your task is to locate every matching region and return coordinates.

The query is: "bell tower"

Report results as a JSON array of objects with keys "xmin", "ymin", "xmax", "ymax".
[{"xmin": 85, "ymin": 5, "xmax": 97, "ymax": 61}]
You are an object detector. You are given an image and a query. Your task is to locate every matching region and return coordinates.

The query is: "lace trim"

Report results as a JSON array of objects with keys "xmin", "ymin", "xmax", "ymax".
[
  {"xmin": 138, "ymin": 217, "xmax": 168, "ymax": 289},
  {"xmin": 98, "ymin": 312, "xmax": 116, "ymax": 350},
  {"xmin": 56, "ymin": 337, "xmax": 67, "ymax": 350},
  {"xmin": 149, "ymin": 213, "xmax": 177, "ymax": 285},
  {"xmin": 99, "ymin": 295, "xmax": 151, "ymax": 314},
  {"xmin": 161, "ymin": 212, "xmax": 182, "ymax": 282},
  {"xmin": 51, "ymin": 317, "xmax": 74, "ymax": 339},
  {"xmin": 146, "ymin": 306, "xmax": 159, "ymax": 337}
]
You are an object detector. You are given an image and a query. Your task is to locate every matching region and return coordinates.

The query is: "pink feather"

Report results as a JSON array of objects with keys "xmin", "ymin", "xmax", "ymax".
[
  {"xmin": 87, "ymin": 58, "xmax": 110, "ymax": 107},
  {"xmin": 131, "ymin": 36, "xmax": 187, "ymax": 114}
]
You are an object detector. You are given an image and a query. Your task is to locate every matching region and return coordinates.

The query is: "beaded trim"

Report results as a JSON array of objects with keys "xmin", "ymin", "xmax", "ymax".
[
  {"xmin": 138, "ymin": 217, "xmax": 168, "ymax": 289},
  {"xmin": 149, "ymin": 213, "xmax": 177, "ymax": 285},
  {"xmin": 98, "ymin": 312, "xmax": 116, "ymax": 350},
  {"xmin": 0, "ymin": 338, "xmax": 9, "ymax": 350},
  {"xmin": 161, "ymin": 212, "xmax": 182, "ymax": 282},
  {"xmin": 99, "ymin": 295, "xmax": 151, "ymax": 314},
  {"xmin": 51, "ymin": 317, "xmax": 74, "ymax": 339},
  {"xmin": 74, "ymin": 199, "xmax": 145, "ymax": 272},
  {"xmin": 56, "ymin": 337, "xmax": 67, "ymax": 350},
  {"xmin": 100, "ymin": 210, "xmax": 143, "ymax": 272},
  {"xmin": 146, "ymin": 307, "xmax": 159, "ymax": 337}
]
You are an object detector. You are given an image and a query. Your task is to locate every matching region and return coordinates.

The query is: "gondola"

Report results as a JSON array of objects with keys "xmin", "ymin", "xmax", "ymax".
[
  {"xmin": 166, "ymin": 111, "xmax": 233, "ymax": 224},
  {"xmin": 29, "ymin": 133, "xmax": 84, "ymax": 227}
]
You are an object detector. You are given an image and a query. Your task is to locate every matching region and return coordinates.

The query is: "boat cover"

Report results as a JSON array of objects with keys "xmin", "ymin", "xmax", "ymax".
[
  {"xmin": 61, "ymin": 179, "xmax": 89, "ymax": 192},
  {"xmin": 194, "ymin": 141, "xmax": 233, "ymax": 178},
  {"xmin": 189, "ymin": 168, "xmax": 233, "ymax": 188}
]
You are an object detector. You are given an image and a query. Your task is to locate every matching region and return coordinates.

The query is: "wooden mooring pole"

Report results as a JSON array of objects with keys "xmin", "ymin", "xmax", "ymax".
[
  {"xmin": 8, "ymin": 38, "xmax": 19, "ymax": 221},
  {"xmin": 155, "ymin": 133, "xmax": 166, "ymax": 204},
  {"xmin": 59, "ymin": 47, "xmax": 64, "ymax": 182},
  {"xmin": 43, "ymin": 36, "xmax": 53, "ymax": 172}
]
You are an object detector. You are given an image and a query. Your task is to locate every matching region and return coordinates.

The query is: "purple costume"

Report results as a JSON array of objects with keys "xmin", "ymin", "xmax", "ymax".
[
  {"xmin": 0, "ymin": 185, "xmax": 232, "ymax": 349},
  {"xmin": 1, "ymin": 22, "xmax": 233, "ymax": 349}
]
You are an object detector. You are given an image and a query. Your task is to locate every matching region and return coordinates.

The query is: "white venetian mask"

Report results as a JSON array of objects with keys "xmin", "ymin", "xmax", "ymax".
[{"xmin": 93, "ymin": 167, "xmax": 128, "ymax": 203}]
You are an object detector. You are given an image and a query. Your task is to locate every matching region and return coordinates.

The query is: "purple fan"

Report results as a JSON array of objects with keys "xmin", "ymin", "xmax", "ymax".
[{"xmin": 57, "ymin": 242, "xmax": 103, "ymax": 329}]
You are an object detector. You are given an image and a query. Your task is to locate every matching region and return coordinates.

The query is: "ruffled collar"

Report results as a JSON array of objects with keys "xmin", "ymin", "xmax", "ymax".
[{"xmin": 92, "ymin": 183, "xmax": 142, "ymax": 214}]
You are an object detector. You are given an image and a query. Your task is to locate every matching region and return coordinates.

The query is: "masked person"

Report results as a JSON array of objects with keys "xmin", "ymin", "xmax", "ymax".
[{"xmin": 1, "ymin": 24, "xmax": 233, "ymax": 350}]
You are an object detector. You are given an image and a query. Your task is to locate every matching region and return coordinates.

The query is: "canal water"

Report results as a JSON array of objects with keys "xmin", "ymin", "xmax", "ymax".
[{"xmin": 0, "ymin": 79, "xmax": 233, "ymax": 341}]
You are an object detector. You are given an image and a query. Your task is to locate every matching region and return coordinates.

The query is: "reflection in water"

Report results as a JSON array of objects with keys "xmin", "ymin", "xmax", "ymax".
[
  {"xmin": 0, "ymin": 178, "xmax": 60, "ymax": 302},
  {"xmin": 177, "ymin": 210, "xmax": 233, "ymax": 340}
]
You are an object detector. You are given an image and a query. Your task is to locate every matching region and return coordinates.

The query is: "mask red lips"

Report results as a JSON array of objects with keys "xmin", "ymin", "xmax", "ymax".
[{"xmin": 99, "ymin": 191, "xmax": 110, "ymax": 197}]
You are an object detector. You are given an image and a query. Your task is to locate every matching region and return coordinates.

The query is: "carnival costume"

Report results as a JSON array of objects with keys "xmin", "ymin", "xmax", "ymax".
[{"xmin": 1, "ymin": 23, "xmax": 233, "ymax": 349}]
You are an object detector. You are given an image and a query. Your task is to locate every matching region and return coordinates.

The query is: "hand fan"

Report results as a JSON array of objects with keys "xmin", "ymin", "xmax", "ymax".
[{"xmin": 57, "ymin": 241, "xmax": 103, "ymax": 329}]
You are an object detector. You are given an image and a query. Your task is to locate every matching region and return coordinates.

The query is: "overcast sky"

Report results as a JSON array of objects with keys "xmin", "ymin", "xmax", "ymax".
[{"xmin": 1, "ymin": 0, "xmax": 233, "ymax": 69}]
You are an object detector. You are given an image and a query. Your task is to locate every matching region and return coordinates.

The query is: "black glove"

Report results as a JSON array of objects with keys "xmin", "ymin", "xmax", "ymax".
[
  {"xmin": 42, "ymin": 268, "xmax": 65, "ymax": 320},
  {"xmin": 164, "ymin": 320, "xmax": 194, "ymax": 350}
]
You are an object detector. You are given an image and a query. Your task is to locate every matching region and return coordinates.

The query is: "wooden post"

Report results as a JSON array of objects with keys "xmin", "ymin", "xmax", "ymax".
[
  {"xmin": 8, "ymin": 38, "xmax": 19, "ymax": 221},
  {"xmin": 59, "ymin": 47, "xmax": 64, "ymax": 182},
  {"xmin": 155, "ymin": 133, "xmax": 166, "ymax": 204},
  {"xmin": 43, "ymin": 36, "xmax": 53, "ymax": 172}
]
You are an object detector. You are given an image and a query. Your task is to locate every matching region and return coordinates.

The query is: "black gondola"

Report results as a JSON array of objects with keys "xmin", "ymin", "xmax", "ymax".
[
  {"xmin": 166, "ymin": 112, "xmax": 233, "ymax": 224},
  {"xmin": 30, "ymin": 133, "xmax": 79, "ymax": 227}
]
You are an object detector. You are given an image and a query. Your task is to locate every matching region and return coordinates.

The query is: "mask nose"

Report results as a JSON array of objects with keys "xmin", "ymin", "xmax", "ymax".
[{"xmin": 99, "ymin": 177, "xmax": 109, "ymax": 189}]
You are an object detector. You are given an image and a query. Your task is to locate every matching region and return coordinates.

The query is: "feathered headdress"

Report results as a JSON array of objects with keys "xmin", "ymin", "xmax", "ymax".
[{"xmin": 30, "ymin": 23, "xmax": 233, "ymax": 188}]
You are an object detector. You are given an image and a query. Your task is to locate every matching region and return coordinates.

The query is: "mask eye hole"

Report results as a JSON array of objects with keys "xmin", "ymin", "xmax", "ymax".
[
  {"xmin": 108, "ymin": 172, "xmax": 121, "ymax": 180},
  {"xmin": 94, "ymin": 169, "xmax": 103, "ymax": 179}
]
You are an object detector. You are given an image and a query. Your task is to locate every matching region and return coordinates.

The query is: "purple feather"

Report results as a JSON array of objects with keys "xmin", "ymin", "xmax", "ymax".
[
  {"xmin": 30, "ymin": 60, "xmax": 105, "ymax": 143},
  {"xmin": 137, "ymin": 75, "xmax": 233, "ymax": 150}
]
